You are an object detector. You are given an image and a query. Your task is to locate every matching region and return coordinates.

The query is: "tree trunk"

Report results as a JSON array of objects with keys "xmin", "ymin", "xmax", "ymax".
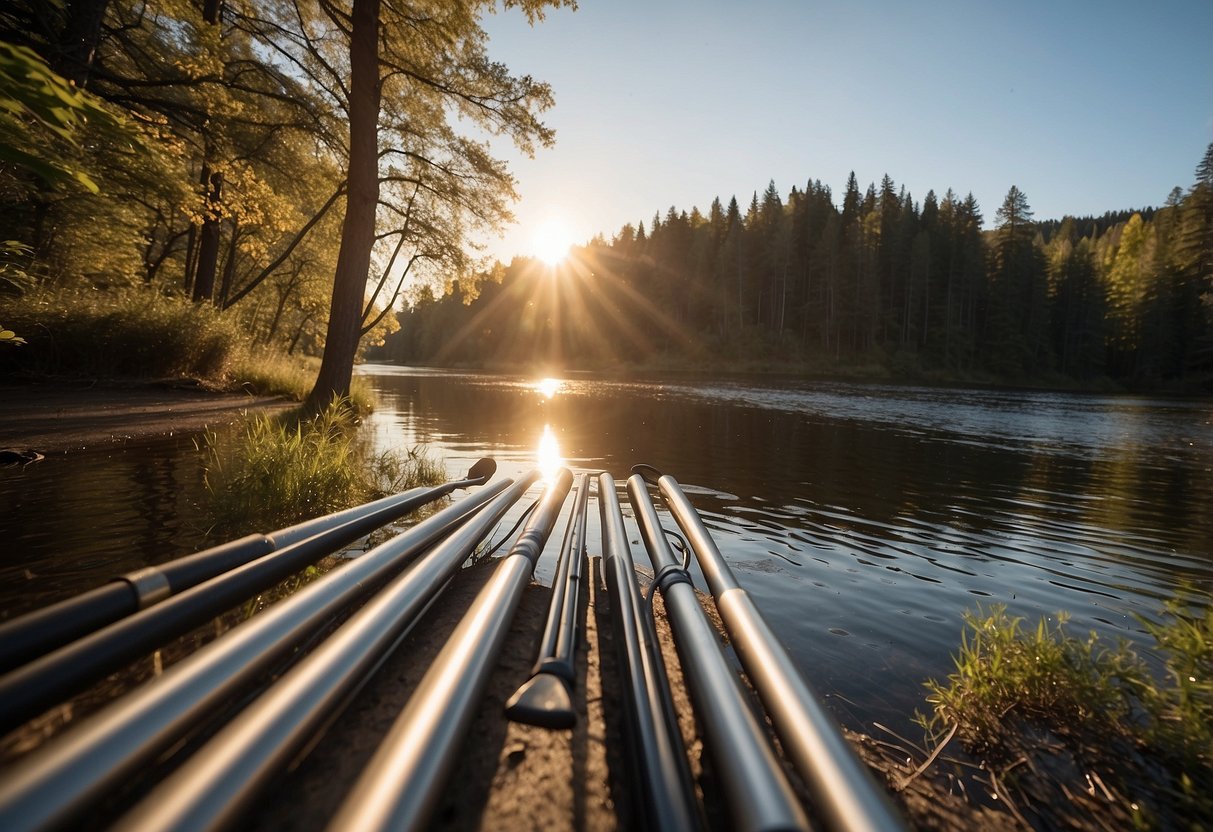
[
  {"xmin": 288, "ymin": 312, "xmax": 311, "ymax": 355},
  {"xmin": 191, "ymin": 165, "xmax": 223, "ymax": 303},
  {"xmin": 183, "ymin": 223, "xmax": 198, "ymax": 294},
  {"xmin": 218, "ymin": 219, "xmax": 239, "ymax": 306},
  {"xmin": 305, "ymin": 0, "xmax": 381, "ymax": 411},
  {"xmin": 190, "ymin": 0, "xmax": 224, "ymax": 304},
  {"xmin": 55, "ymin": 0, "xmax": 111, "ymax": 88}
]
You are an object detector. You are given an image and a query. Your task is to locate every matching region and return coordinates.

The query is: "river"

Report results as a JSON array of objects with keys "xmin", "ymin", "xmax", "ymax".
[{"xmin": 3, "ymin": 366, "xmax": 1211, "ymax": 735}]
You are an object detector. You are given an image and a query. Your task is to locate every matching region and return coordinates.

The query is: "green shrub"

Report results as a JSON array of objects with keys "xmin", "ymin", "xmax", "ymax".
[{"xmin": 201, "ymin": 397, "xmax": 444, "ymax": 533}]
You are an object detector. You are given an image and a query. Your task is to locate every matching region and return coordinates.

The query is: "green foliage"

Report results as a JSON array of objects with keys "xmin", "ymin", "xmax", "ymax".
[
  {"xmin": 1136, "ymin": 599, "xmax": 1213, "ymax": 778},
  {"xmin": 382, "ymin": 148, "xmax": 1213, "ymax": 389},
  {"xmin": 1, "ymin": 286, "xmax": 237, "ymax": 378},
  {"xmin": 1, "ymin": 240, "xmax": 33, "ymax": 346},
  {"xmin": 920, "ymin": 603, "xmax": 1213, "ymax": 826},
  {"xmin": 0, "ymin": 239, "xmax": 32, "ymax": 293},
  {"xmin": 0, "ymin": 40, "xmax": 128, "ymax": 192},
  {"xmin": 201, "ymin": 398, "xmax": 445, "ymax": 533},
  {"xmin": 0, "ymin": 285, "xmax": 383, "ymax": 409},
  {"xmin": 920, "ymin": 607, "xmax": 1147, "ymax": 744}
]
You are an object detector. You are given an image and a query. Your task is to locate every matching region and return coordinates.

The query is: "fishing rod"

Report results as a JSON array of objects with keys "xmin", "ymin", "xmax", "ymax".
[
  {"xmin": 627, "ymin": 473, "xmax": 810, "ymax": 832},
  {"xmin": 0, "ymin": 460, "xmax": 498, "ymax": 735},
  {"xmin": 0, "ymin": 476, "xmax": 532, "ymax": 832},
  {"xmin": 637, "ymin": 465, "xmax": 904, "ymax": 832},
  {"xmin": 598, "ymin": 472, "xmax": 701, "ymax": 831},
  {"xmin": 504, "ymin": 471, "xmax": 590, "ymax": 728},
  {"xmin": 111, "ymin": 469, "xmax": 552, "ymax": 832},
  {"xmin": 0, "ymin": 458, "xmax": 496, "ymax": 675},
  {"xmin": 325, "ymin": 468, "xmax": 573, "ymax": 832}
]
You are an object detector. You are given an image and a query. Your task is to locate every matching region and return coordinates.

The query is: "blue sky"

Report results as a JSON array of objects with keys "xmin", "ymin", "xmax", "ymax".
[{"xmin": 477, "ymin": 0, "xmax": 1213, "ymax": 262}]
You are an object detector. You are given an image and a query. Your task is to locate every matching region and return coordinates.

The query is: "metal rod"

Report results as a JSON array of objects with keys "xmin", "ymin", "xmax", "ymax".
[
  {"xmin": 627, "ymin": 474, "xmax": 809, "ymax": 832},
  {"xmin": 650, "ymin": 470, "xmax": 904, "ymax": 832},
  {"xmin": 598, "ymin": 472, "xmax": 701, "ymax": 831},
  {"xmin": 0, "ymin": 466, "xmax": 497, "ymax": 735},
  {"xmin": 325, "ymin": 469, "xmax": 572, "ymax": 832},
  {"xmin": 0, "ymin": 458, "xmax": 496, "ymax": 675},
  {"xmin": 551, "ymin": 473, "xmax": 589, "ymax": 674},
  {"xmin": 504, "ymin": 472, "xmax": 590, "ymax": 727},
  {"xmin": 111, "ymin": 470, "xmax": 549, "ymax": 832},
  {"xmin": 0, "ymin": 478, "xmax": 527, "ymax": 832},
  {"xmin": 533, "ymin": 475, "xmax": 586, "ymax": 678}
]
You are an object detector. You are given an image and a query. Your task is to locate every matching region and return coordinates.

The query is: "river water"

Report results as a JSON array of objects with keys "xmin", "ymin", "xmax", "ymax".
[{"xmin": 3, "ymin": 366, "xmax": 1211, "ymax": 735}]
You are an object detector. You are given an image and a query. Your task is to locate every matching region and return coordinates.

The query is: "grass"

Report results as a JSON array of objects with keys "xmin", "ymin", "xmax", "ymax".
[
  {"xmin": 917, "ymin": 603, "xmax": 1212, "ymax": 829},
  {"xmin": 228, "ymin": 352, "xmax": 376, "ymax": 411},
  {"xmin": 1, "ymin": 286, "xmax": 236, "ymax": 379},
  {"xmin": 200, "ymin": 397, "xmax": 445, "ymax": 534},
  {"xmin": 2, "ymin": 286, "xmax": 377, "ymax": 410}
]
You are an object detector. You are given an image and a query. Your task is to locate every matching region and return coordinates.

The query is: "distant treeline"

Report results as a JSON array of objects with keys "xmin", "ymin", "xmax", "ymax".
[{"xmin": 378, "ymin": 146, "xmax": 1213, "ymax": 387}]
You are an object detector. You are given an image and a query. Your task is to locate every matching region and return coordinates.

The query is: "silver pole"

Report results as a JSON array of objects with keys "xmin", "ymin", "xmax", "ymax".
[
  {"xmin": 627, "ymin": 475, "xmax": 809, "ymax": 832},
  {"xmin": 598, "ymin": 472, "xmax": 700, "ymax": 830},
  {"xmin": 655, "ymin": 472, "xmax": 903, "ymax": 832},
  {"xmin": 326, "ymin": 469, "xmax": 573, "ymax": 832},
  {"xmin": 504, "ymin": 472, "xmax": 590, "ymax": 727},
  {"xmin": 0, "ymin": 479, "xmax": 519, "ymax": 832},
  {"xmin": 111, "ymin": 471, "xmax": 543, "ymax": 832},
  {"xmin": 0, "ymin": 458, "xmax": 495, "ymax": 676}
]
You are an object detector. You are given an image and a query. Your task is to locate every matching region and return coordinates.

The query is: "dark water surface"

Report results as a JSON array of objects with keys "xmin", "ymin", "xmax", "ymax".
[
  {"xmin": 3, "ymin": 366, "xmax": 1211, "ymax": 735},
  {"xmin": 361, "ymin": 366, "xmax": 1213, "ymax": 731}
]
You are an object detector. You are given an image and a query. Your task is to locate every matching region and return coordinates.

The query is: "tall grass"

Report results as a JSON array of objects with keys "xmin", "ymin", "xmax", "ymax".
[
  {"xmin": 201, "ymin": 397, "xmax": 444, "ymax": 533},
  {"xmin": 228, "ymin": 351, "xmax": 376, "ymax": 411},
  {"xmin": 2, "ymin": 286, "xmax": 377, "ymax": 410},
  {"xmin": 919, "ymin": 603, "xmax": 1212, "ymax": 828},
  {"xmin": 1, "ymin": 286, "xmax": 237, "ymax": 379}
]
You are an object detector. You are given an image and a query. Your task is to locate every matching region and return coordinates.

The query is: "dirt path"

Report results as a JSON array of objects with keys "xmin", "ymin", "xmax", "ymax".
[{"xmin": 0, "ymin": 381, "xmax": 290, "ymax": 454}]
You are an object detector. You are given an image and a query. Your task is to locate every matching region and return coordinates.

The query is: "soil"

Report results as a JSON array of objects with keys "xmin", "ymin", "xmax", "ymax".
[{"xmin": 0, "ymin": 379, "xmax": 290, "ymax": 454}]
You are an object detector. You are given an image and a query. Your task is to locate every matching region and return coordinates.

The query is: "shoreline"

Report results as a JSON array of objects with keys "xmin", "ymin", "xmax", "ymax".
[
  {"xmin": 0, "ymin": 379, "xmax": 291, "ymax": 454},
  {"xmin": 368, "ymin": 359, "xmax": 1213, "ymax": 398}
]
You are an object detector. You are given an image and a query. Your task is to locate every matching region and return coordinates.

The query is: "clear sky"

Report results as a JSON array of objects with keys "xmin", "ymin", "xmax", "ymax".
[{"xmin": 476, "ymin": 0, "xmax": 1213, "ymax": 263}]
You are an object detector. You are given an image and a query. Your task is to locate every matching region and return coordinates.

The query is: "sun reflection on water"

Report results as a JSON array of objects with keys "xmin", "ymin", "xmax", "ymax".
[
  {"xmin": 535, "ymin": 377, "xmax": 562, "ymax": 399},
  {"xmin": 537, "ymin": 423, "xmax": 564, "ymax": 483}
]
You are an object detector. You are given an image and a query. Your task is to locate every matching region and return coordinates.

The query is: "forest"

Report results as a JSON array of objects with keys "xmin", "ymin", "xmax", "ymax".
[
  {"xmin": 1, "ymin": 3, "xmax": 1210, "ymax": 394},
  {"xmin": 0, "ymin": 0, "xmax": 570, "ymax": 405},
  {"xmin": 380, "ymin": 149, "xmax": 1213, "ymax": 389}
]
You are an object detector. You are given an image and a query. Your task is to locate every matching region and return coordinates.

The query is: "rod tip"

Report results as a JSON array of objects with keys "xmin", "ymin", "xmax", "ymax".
[{"xmin": 504, "ymin": 673, "xmax": 576, "ymax": 729}]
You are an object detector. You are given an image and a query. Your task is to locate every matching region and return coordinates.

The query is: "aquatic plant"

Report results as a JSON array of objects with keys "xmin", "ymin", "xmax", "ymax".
[
  {"xmin": 918, "ymin": 603, "xmax": 1212, "ymax": 828},
  {"xmin": 201, "ymin": 397, "xmax": 444, "ymax": 533}
]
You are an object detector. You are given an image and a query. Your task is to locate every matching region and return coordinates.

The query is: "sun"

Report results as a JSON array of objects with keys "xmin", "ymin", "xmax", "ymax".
[{"xmin": 531, "ymin": 216, "xmax": 574, "ymax": 265}]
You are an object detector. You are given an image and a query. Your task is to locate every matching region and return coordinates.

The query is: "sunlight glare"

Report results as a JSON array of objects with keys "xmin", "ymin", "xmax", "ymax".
[
  {"xmin": 537, "ymin": 423, "xmax": 564, "ymax": 484},
  {"xmin": 535, "ymin": 377, "xmax": 562, "ymax": 399},
  {"xmin": 532, "ymin": 216, "xmax": 573, "ymax": 265}
]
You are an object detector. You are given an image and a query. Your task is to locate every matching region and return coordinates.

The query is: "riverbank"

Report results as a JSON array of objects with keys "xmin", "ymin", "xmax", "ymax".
[
  {"xmin": 0, "ymin": 380, "xmax": 291, "ymax": 454},
  {"xmin": 400, "ymin": 355, "xmax": 1212, "ymax": 396}
]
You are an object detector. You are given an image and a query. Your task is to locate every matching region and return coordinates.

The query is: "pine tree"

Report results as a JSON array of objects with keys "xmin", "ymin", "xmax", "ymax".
[{"xmin": 987, "ymin": 186, "xmax": 1048, "ymax": 373}]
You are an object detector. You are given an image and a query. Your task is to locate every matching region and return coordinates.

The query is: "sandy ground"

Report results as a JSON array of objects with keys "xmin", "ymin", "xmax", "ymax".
[{"xmin": 0, "ymin": 381, "xmax": 289, "ymax": 454}]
